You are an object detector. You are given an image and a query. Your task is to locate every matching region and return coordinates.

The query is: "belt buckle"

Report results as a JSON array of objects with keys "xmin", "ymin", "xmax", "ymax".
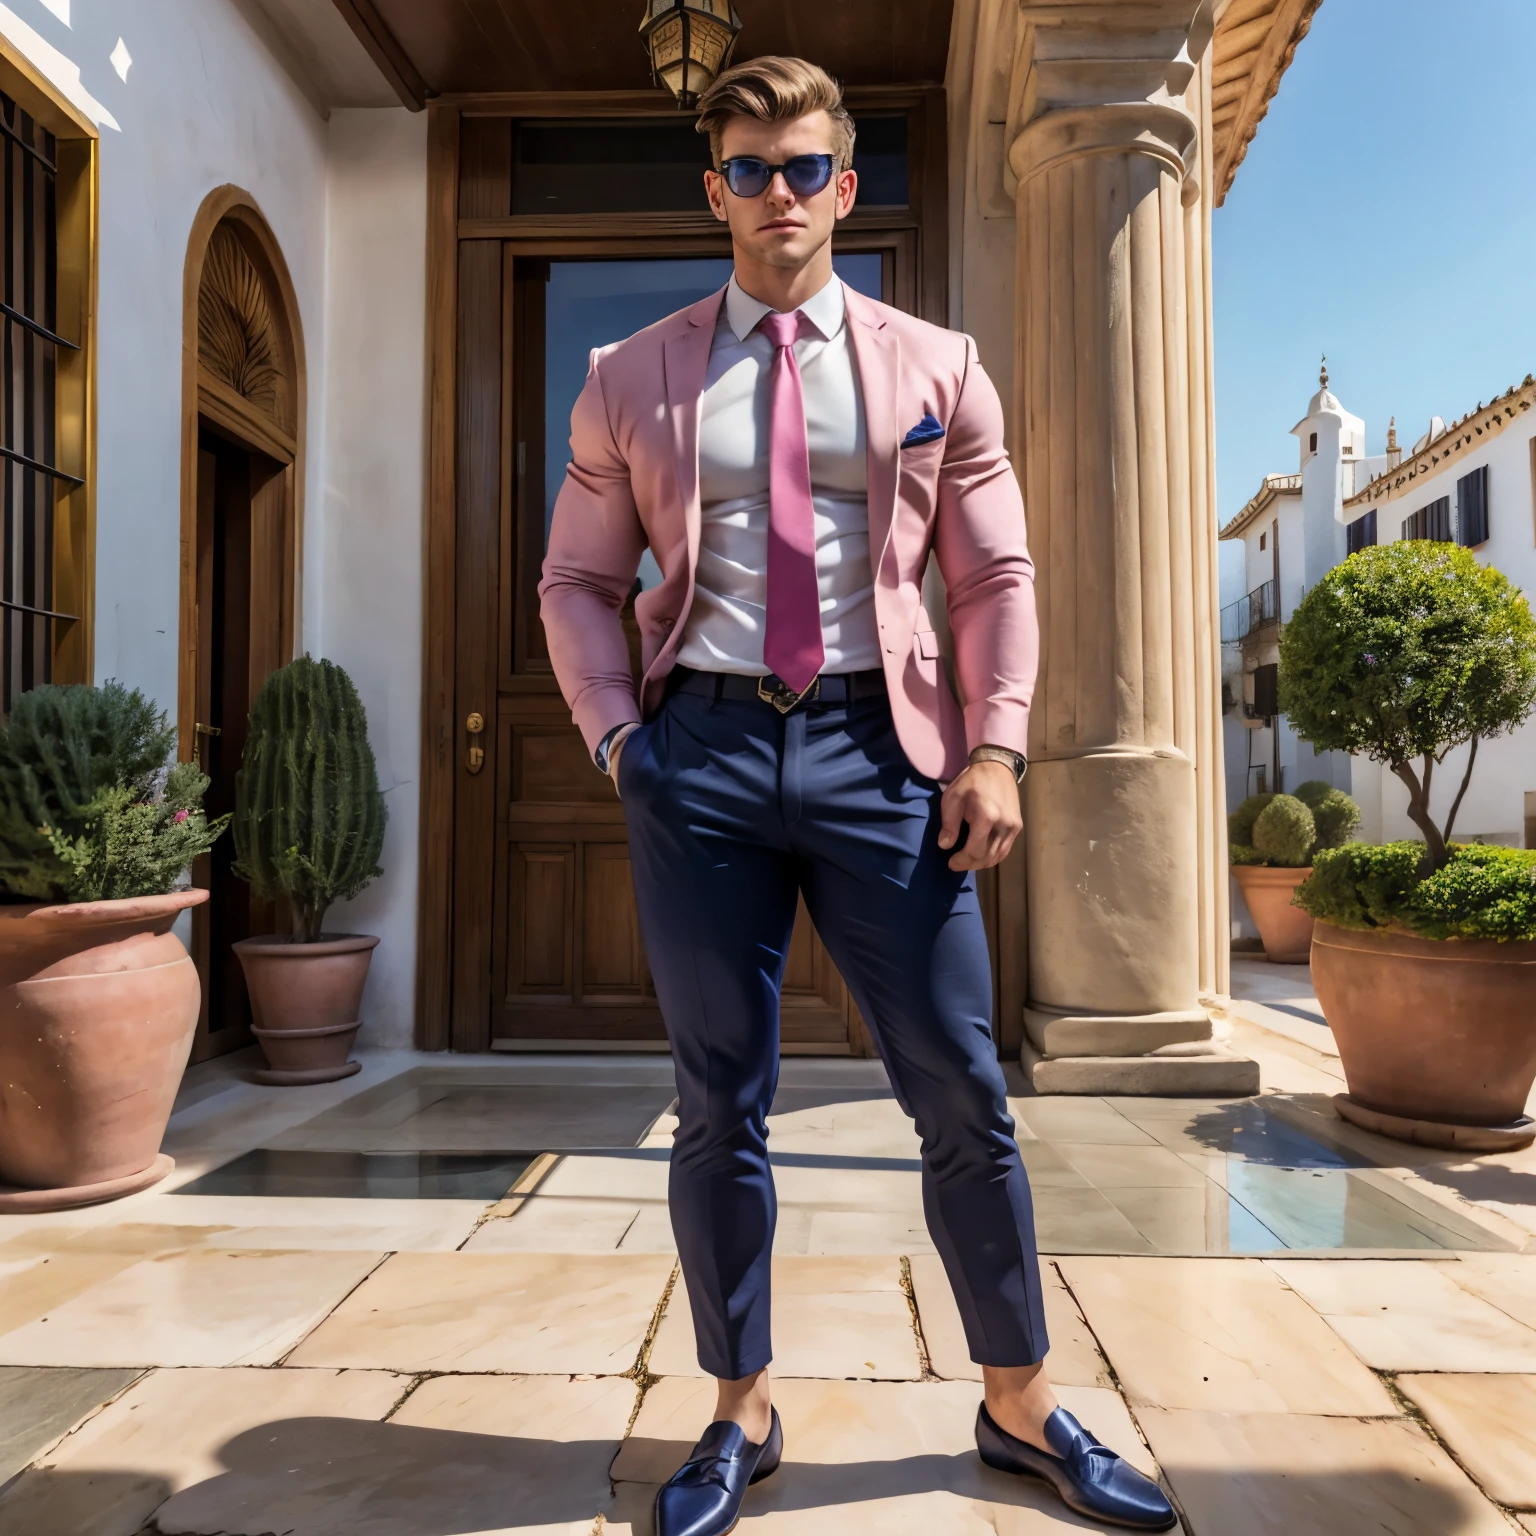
[{"xmin": 757, "ymin": 674, "xmax": 819, "ymax": 714}]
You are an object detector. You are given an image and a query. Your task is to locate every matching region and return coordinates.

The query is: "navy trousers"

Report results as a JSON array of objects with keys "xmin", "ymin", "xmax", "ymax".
[{"xmin": 618, "ymin": 677, "xmax": 1049, "ymax": 1379}]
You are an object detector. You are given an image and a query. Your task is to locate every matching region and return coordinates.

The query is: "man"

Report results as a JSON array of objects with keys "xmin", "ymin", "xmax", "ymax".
[{"xmin": 539, "ymin": 56, "xmax": 1175, "ymax": 1536}]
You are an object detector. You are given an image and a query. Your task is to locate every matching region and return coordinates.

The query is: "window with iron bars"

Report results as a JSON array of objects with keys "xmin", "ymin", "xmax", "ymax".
[{"xmin": 1, "ymin": 88, "xmax": 82, "ymax": 714}]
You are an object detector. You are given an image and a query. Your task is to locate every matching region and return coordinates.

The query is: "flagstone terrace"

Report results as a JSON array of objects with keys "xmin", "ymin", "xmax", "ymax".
[{"xmin": 0, "ymin": 969, "xmax": 1533, "ymax": 1535}]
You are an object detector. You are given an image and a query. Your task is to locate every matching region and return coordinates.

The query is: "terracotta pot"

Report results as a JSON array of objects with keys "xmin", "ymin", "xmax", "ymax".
[
  {"xmin": 1231, "ymin": 864, "xmax": 1316, "ymax": 963},
  {"xmin": 1312, "ymin": 921, "xmax": 1536, "ymax": 1127},
  {"xmin": 233, "ymin": 933, "xmax": 378, "ymax": 1085},
  {"xmin": 0, "ymin": 888, "xmax": 208, "ymax": 1210}
]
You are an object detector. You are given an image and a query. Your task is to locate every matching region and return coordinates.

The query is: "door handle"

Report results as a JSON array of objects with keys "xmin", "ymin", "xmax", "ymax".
[
  {"xmin": 194, "ymin": 721, "xmax": 221, "ymax": 771},
  {"xmin": 465, "ymin": 712, "xmax": 484, "ymax": 774}
]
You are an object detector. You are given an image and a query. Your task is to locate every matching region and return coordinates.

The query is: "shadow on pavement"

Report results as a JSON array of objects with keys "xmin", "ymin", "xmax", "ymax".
[
  {"xmin": 0, "ymin": 1413, "xmax": 1497, "ymax": 1535},
  {"xmin": 1417, "ymin": 1161, "xmax": 1536, "ymax": 1210}
]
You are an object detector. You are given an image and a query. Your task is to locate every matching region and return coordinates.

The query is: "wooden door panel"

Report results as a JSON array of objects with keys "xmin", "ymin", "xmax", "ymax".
[
  {"xmin": 581, "ymin": 842, "xmax": 651, "ymax": 996},
  {"xmin": 513, "ymin": 723, "xmax": 615, "ymax": 804},
  {"xmin": 506, "ymin": 842, "xmax": 574, "ymax": 996}
]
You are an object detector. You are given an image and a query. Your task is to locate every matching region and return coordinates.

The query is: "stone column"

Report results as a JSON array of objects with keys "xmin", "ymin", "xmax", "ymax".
[{"xmin": 1009, "ymin": 5, "xmax": 1255, "ymax": 1093}]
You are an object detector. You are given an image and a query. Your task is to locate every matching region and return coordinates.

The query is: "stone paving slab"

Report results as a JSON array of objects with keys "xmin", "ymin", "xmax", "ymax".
[
  {"xmin": 1136, "ymin": 1407, "xmax": 1513, "ymax": 1535},
  {"xmin": 1057, "ymin": 1257, "xmax": 1397, "ymax": 1415},
  {"xmin": 0, "ymin": 1366, "xmax": 406, "ymax": 1536},
  {"xmin": 1431, "ymin": 1253, "xmax": 1536, "ymax": 1332},
  {"xmin": 0, "ymin": 1249, "xmax": 385, "ymax": 1368},
  {"xmin": 152, "ymin": 1372, "xmax": 637, "ymax": 1536},
  {"xmin": 0, "ymin": 1367, "xmax": 141, "ymax": 1487},
  {"xmin": 611, "ymin": 1376, "xmax": 1180, "ymax": 1533},
  {"xmin": 286, "ymin": 1251, "xmax": 675, "ymax": 1375},
  {"xmin": 1396, "ymin": 1373, "xmax": 1536, "ymax": 1509},
  {"xmin": 1267, "ymin": 1258, "xmax": 1536, "ymax": 1372},
  {"xmin": 907, "ymin": 1256, "xmax": 1111, "ymax": 1387},
  {"xmin": 648, "ymin": 1256, "xmax": 921, "ymax": 1380}
]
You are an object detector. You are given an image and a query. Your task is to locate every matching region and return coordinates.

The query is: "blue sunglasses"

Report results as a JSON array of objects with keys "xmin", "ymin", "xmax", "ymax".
[{"xmin": 718, "ymin": 154, "xmax": 837, "ymax": 199}]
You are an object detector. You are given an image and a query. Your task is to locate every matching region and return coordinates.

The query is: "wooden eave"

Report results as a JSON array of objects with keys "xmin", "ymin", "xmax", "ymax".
[
  {"xmin": 1346, "ymin": 376, "xmax": 1536, "ymax": 509},
  {"xmin": 1219, "ymin": 473, "xmax": 1301, "ymax": 541},
  {"xmin": 1211, "ymin": 0, "xmax": 1324, "ymax": 206}
]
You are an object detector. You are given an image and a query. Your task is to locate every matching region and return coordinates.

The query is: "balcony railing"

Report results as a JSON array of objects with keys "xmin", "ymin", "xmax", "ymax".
[{"xmin": 1220, "ymin": 578, "xmax": 1278, "ymax": 644}]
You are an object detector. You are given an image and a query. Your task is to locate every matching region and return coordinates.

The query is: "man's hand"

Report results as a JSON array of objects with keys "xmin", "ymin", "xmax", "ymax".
[{"xmin": 938, "ymin": 759, "xmax": 1022, "ymax": 871}]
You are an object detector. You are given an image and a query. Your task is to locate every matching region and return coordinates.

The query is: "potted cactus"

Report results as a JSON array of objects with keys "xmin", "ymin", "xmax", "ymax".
[
  {"xmin": 0, "ymin": 682, "xmax": 227, "ymax": 1210},
  {"xmin": 1229, "ymin": 781, "xmax": 1360, "ymax": 962},
  {"xmin": 1282, "ymin": 542, "xmax": 1536, "ymax": 1148},
  {"xmin": 231, "ymin": 657, "xmax": 386, "ymax": 1085}
]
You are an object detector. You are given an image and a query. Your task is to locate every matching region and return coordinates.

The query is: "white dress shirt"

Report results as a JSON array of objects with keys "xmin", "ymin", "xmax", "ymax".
[{"xmin": 674, "ymin": 274, "xmax": 882, "ymax": 675}]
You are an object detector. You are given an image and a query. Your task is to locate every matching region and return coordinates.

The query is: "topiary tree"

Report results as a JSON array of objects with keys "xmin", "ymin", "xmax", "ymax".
[
  {"xmin": 1280, "ymin": 542, "xmax": 1536, "ymax": 873},
  {"xmin": 232, "ymin": 657, "xmax": 386, "ymax": 943},
  {"xmin": 0, "ymin": 681, "xmax": 226, "ymax": 902},
  {"xmin": 1251, "ymin": 795, "xmax": 1315, "ymax": 867},
  {"xmin": 1293, "ymin": 780, "xmax": 1362, "ymax": 851},
  {"xmin": 1228, "ymin": 792, "xmax": 1275, "ymax": 848}
]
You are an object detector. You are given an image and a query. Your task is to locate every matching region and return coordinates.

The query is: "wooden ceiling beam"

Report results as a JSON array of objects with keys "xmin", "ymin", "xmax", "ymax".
[{"xmin": 330, "ymin": 0, "xmax": 430, "ymax": 110}]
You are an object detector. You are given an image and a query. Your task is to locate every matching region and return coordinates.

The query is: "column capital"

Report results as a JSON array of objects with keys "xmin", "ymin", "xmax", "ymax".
[{"xmin": 1004, "ymin": 0, "xmax": 1212, "ymax": 199}]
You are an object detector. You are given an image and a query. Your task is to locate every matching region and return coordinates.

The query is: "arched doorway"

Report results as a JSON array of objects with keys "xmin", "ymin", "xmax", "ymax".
[{"xmin": 178, "ymin": 188, "xmax": 306, "ymax": 1063}]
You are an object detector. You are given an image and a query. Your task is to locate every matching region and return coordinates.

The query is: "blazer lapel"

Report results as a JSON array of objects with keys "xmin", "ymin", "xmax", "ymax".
[
  {"xmin": 844, "ymin": 288, "xmax": 901, "ymax": 577},
  {"xmin": 662, "ymin": 288, "xmax": 726, "ymax": 579}
]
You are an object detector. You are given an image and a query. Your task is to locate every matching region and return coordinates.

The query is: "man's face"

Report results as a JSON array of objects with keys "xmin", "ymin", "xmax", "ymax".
[{"xmin": 704, "ymin": 109, "xmax": 857, "ymax": 269}]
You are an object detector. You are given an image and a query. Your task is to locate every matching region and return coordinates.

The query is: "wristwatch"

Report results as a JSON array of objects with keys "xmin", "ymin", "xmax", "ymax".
[
  {"xmin": 970, "ymin": 744, "xmax": 1027, "ymax": 784},
  {"xmin": 594, "ymin": 722, "xmax": 636, "ymax": 776}
]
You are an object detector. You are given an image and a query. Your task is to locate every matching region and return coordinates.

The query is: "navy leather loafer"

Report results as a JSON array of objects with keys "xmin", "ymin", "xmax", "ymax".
[
  {"xmin": 655, "ymin": 1408, "xmax": 783, "ymax": 1536},
  {"xmin": 977, "ymin": 1403, "xmax": 1176, "ymax": 1531}
]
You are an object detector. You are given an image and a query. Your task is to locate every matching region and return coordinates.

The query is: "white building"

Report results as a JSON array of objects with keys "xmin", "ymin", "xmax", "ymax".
[
  {"xmin": 1218, "ymin": 362, "xmax": 1389, "ymax": 810},
  {"xmin": 1219, "ymin": 366, "xmax": 1536, "ymax": 889},
  {"xmin": 1343, "ymin": 376, "xmax": 1536, "ymax": 851}
]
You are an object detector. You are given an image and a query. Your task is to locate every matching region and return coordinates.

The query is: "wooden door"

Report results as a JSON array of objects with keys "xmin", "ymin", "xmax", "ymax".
[
  {"xmin": 188, "ymin": 427, "xmax": 288, "ymax": 1062},
  {"xmin": 447, "ymin": 245, "xmax": 910, "ymax": 1054}
]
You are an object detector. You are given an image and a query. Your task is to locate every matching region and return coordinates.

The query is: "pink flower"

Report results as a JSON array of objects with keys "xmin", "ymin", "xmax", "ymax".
[{"xmin": 174, "ymin": 809, "xmax": 189, "ymax": 824}]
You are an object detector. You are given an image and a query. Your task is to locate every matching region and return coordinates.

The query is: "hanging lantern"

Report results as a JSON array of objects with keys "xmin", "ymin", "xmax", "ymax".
[{"xmin": 638, "ymin": 0, "xmax": 743, "ymax": 108}]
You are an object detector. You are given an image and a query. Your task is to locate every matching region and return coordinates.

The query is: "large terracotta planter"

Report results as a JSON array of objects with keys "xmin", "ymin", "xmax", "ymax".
[
  {"xmin": 1312, "ymin": 921, "xmax": 1536, "ymax": 1147},
  {"xmin": 233, "ymin": 933, "xmax": 378, "ymax": 1085},
  {"xmin": 0, "ymin": 888, "xmax": 208, "ymax": 1212},
  {"xmin": 1231, "ymin": 865, "xmax": 1315, "ymax": 963}
]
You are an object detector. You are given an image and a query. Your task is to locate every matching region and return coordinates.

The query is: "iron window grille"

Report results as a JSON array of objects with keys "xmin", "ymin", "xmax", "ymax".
[{"xmin": 1, "ymin": 89, "xmax": 78, "ymax": 714}]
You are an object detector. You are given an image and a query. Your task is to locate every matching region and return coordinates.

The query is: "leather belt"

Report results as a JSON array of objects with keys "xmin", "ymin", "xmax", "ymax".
[{"xmin": 666, "ymin": 666, "xmax": 887, "ymax": 713}]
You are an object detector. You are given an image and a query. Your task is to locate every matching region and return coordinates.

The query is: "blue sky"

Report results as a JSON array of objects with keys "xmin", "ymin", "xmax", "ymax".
[{"xmin": 1212, "ymin": 0, "xmax": 1536, "ymax": 520}]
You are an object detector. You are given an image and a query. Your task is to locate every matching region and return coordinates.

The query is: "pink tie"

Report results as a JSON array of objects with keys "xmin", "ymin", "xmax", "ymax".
[{"xmin": 757, "ymin": 309, "xmax": 824, "ymax": 694}]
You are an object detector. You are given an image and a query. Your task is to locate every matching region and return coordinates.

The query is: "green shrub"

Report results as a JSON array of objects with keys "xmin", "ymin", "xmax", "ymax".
[
  {"xmin": 1251, "ymin": 796, "xmax": 1316, "ymax": 867},
  {"xmin": 0, "ymin": 682, "xmax": 227, "ymax": 903},
  {"xmin": 1280, "ymin": 542, "xmax": 1536, "ymax": 872},
  {"xmin": 1229, "ymin": 793, "xmax": 1275, "ymax": 847},
  {"xmin": 1293, "ymin": 780, "xmax": 1362, "ymax": 850},
  {"xmin": 1228, "ymin": 786, "xmax": 1359, "ymax": 868},
  {"xmin": 1296, "ymin": 842, "xmax": 1536, "ymax": 942},
  {"xmin": 233, "ymin": 657, "xmax": 386, "ymax": 943}
]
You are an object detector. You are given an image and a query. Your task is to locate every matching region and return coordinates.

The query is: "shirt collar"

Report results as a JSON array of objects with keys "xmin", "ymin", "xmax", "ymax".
[{"xmin": 724, "ymin": 272, "xmax": 846, "ymax": 344}]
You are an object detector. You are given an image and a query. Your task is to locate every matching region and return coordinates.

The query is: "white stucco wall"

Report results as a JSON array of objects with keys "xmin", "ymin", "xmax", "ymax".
[
  {"xmin": 314, "ymin": 108, "xmax": 428, "ymax": 1048},
  {"xmin": 3, "ymin": 4, "xmax": 432, "ymax": 1040},
  {"xmin": 3, "ymin": 0, "xmax": 332, "ymax": 713},
  {"xmin": 1350, "ymin": 417, "xmax": 1536, "ymax": 847}
]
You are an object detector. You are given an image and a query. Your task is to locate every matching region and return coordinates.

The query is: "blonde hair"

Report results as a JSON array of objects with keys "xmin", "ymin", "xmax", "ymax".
[{"xmin": 695, "ymin": 56, "xmax": 856, "ymax": 172}]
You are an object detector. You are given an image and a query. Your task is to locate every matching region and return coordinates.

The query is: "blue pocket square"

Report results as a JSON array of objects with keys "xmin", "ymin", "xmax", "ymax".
[{"xmin": 901, "ymin": 414, "xmax": 945, "ymax": 448}]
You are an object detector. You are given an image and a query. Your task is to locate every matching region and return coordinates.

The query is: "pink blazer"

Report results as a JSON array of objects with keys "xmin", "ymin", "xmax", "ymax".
[{"xmin": 538, "ymin": 283, "xmax": 1038, "ymax": 783}]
